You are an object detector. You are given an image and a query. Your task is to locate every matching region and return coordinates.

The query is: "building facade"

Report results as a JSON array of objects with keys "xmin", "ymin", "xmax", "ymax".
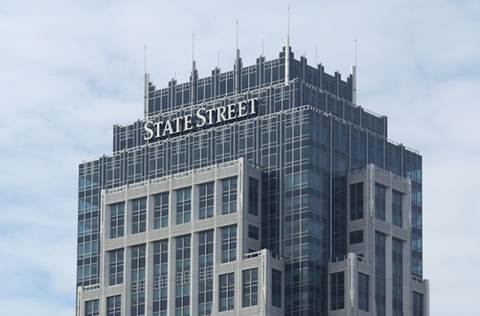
[{"xmin": 76, "ymin": 42, "xmax": 429, "ymax": 316}]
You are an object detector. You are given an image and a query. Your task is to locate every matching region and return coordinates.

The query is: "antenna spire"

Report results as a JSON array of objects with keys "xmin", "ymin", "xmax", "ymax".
[
  {"xmin": 191, "ymin": 32, "xmax": 197, "ymax": 105},
  {"xmin": 144, "ymin": 44, "xmax": 147, "ymax": 74},
  {"xmin": 351, "ymin": 37, "xmax": 357, "ymax": 105},
  {"xmin": 143, "ymin": 44, "xmax": 149, "ymax": 119},
  {"xmin": 235, "ymin": 19, "xmax": 241, "ymax": 94},
  {"xmin": 288, "ymin": 5, "xmax": 290, "ymax": 37},
  {"xmin": 285, "ymin": 6, "xmax": 290, "ymax": 85},
  {"xmin": 355, "ymin": 37, "xmax": 357, "ymax": 66},
  {"xmin": 236, "ymin": 19, "xmax": 238, "ymax": 52}
]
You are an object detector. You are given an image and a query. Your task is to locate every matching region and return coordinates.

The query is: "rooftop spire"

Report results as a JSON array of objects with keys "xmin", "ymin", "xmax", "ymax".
[
  {"xmin": 191, "ymin": 32, "xmax": 197, "ymax": 105},
  {"xmin": 355, "ymin": 37, "xmax": 357, "ymax": 66},
  {"xmin": 235, "ymin": 19, "xmax": 241, "ymax": 94},
  {"xmin": 192, "ymin": 32, "xmax": 195, "ymax": 62},
  {"xmin": 288, "ymin": 5, "xmax": 290, "ymax": 37},
  {"xmin": 285, "ymin": 6, "xmax": 290, "ymax": 85},
  {"xmin": 351, "ymin": 37, "xmax": 357, "ymax": 105},
  {"xmin": 143, "ymin": 45, "xmax": 149, "ymax": 118}
]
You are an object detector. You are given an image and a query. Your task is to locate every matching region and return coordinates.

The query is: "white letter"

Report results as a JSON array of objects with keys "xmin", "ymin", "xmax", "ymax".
[
  {"xmin": 154, "ymin": 122, "xmax": 163, "ymax": 138},
  {"xmin": 249, "ymin": 98, "xmax": 257, "ymax": 114},
  {"xmin": 238, "ymin": 101, "xmax": 247, "ymax": 117},
  {"xmin": 162, "ymin": 120, "xmax": 174, "ymax": 136},
  {"xmin": 227, "ymin": 103, "xmax": 236, "ymax": 120},
  {"xmin": 196, "ymin": 108, "xmax": 206, "ymax": 127},
  {"xmin": 172, "ymin": 117, "xmax": 183, "ymax": 133},
  {"xmin": 184, "ymin": 114, "xmax": 193, "ymax": 131},
  {"xmin": 205, "ymin": 109, "xmax": 215, "ymax": 125},
  {"xmin": 144, "ymin": 121, "xmax": 154, "ymax": 140},
  {"xmin": 216, "ymin": 106, "xmax": 227, "ymax": 123}
]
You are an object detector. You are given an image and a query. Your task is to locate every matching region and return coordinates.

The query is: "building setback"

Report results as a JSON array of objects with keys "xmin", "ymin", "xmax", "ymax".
[{"xmin": 76, "ymin": 41, "xmax": 429, "ymax": 316}]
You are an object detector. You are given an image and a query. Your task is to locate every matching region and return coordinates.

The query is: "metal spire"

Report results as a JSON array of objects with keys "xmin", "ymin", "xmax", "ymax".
[
  {"xmin": 288, "ymin": 5, "xmax": 290, "ymax": 37},
  {"xmin": 144, "ymin": 44, "xmax": 147, "ymax": 74},
  {"xmin": 143, "ymin": 45, "xmax": 149, "ymax": 118},
  {"xmin": 285, "ymin": 6, "xmax": 290, "ymax": 85},
  {"xmin": 351, "ymin": 37, "xmax": 357, "ymax": 105},
  {"xmin": 191, "ymin": 32, "xmax": 197, "ymax": 105},
  {"xmin": 192, "ymin": 32, "xmax": 195, "ymax": 62},
  {"xmin": 235, "ymin": 19, "xmax": 241, "ymax": 94}
]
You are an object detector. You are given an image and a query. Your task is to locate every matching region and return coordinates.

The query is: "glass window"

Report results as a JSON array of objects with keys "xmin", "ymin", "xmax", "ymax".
[
  {"xmin": 107, "ymin": 295, "xmax": 121, "ymax": 316},
  {"xmin": 358, "ymin": 273, "xmax": 369, "ymax": 311},
  {"xmin": 176, "ymin": 235, "xmax": 191, "ymax": 316},
  {"xmin": 198, "ymin": 230, "xmax": 214, "ymax": 316},
  {"xmin": 413, "ymin": 292, "xmax": 424, "ymax": 316},
  {"xmin": 248, "ymin": 225, "xmax": 259, "ymax": 240},
  {"xmin": 375, "ymin": 185, "xmax": 386, "ymax": 221},
  {"xmin": 392, "ymin": 191, "xmax": 402, "ymax": 228},
  {"xmin": 248, "ymin": 177, "xmax": 259, "ymax": 216},
  {"xmin": 77, "ymin": 262, "xmax": 98, "ymax": 285},
  {"xmin": 132, "ymin": 198, "xmax": 147, "ymax": 234},
  {"xmin": 154, "ymin": 193, "xmax": 169, "ymax": 229},
  {"xmin": 222, "ymin": 177, "xmax": 237, "ymax": 215},
  {"xmin": 331, "ymin": 272, "xmax": 345, "ymax": 310},
  {"xmin": 153, "ymin": 240, "xmax": 168, "ymax": 316},
  {"xmin": 375, "ymin": 232, "xmax": 386, "ymax": 316},
  {"xmin": 350, "ymin": 183, "xmax": 363, "ymax": 221},
  {"xmin": 221, "ymin": 225, "xmax": 237, "ymax": 263},
  {"xmin": 369, "ymin": 135, "xmax": 383, "ymax": 167},
  {"xmin": 85, "ymin": 299, "xmax": 99, "ymax": 316},
  {"xmin": 242, "ymin": 268, "xmax": 258, "ymax": 307},
  {"xmin": 199, "ymin": 183, "xmax": 214, "ymax": 220},
  {"xmin": 109, "ymin": 249, "xmax": 124, "ymax": 286},
  {"xmin": 78, "ymin": 217, "xmax": 99, "ymax": 237},
  {"xmin": 349, "ymin": 230, "xmax": 363, "ymax": 245},
  {"xmin": 272, "ymin": 269, "xmax": 282, "ymax": 308},
  {"xmin": 177, "ymin": 188, "xmax": 192, "ymax": 224},
  {"xmin": 131, "ymin": 245, "xmax": 146, "ymax": 316},
  {"xmin": 110, "ymin": 203, "xmax": 125, "ymax": 238},
  {"xmin": 392, "ymin": 238, "xmax": 403, "ymax": 316},
  {"xmin": 219, "ymin": 273, "xmax": 234, "ymax": 311},
  {"xmin": 77, "ymin": 240, "xmax": 98, "ymax": 260}
]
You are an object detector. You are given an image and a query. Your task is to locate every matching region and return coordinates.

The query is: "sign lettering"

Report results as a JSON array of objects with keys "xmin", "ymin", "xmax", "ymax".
[{"xmin": 144, "ymin": 98, "xmax": 258, "ymax": 141}]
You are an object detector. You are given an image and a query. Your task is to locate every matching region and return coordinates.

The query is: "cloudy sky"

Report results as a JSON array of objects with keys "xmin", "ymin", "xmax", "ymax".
[{"xmin": 1, "ymin": 0, "xmax": 479, "ymax": 315}]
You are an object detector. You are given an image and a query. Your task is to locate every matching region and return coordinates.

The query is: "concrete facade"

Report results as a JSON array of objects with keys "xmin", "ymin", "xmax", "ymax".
[
  {"xmin": 328, "ymin": 165, "xmax": 429, "ymax": 316},
  {"xmin": 77, "ymin": 158, "xmax": 285, "ymax": 316}
]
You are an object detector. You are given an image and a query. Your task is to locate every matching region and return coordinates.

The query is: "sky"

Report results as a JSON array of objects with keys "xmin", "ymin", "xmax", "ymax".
[{"xmin": 0, "ymin": 0, "xmax": 479, "ymax": 315}]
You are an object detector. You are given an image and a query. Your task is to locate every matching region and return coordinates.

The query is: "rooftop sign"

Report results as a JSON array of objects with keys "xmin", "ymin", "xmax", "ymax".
[{"xmin": 144, "ymin": 98, "xmax": 258, "ymax": 141}]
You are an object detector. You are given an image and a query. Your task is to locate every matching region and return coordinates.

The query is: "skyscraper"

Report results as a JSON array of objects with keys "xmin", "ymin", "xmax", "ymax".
[{"xmin": 76, "ymin": 40, "xmax": 429, "ymax": 316}]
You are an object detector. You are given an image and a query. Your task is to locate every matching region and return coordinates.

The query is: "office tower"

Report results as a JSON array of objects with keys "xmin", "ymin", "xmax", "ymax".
[{"xmin": 76, "ymin": 41, "xmax": 429, "ymax": 316}]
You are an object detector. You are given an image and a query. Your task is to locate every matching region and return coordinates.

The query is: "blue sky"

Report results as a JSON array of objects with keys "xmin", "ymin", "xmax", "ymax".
[{"xmin": 0, "ymin": 0, "xmax": 479, "ymax": 315}]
